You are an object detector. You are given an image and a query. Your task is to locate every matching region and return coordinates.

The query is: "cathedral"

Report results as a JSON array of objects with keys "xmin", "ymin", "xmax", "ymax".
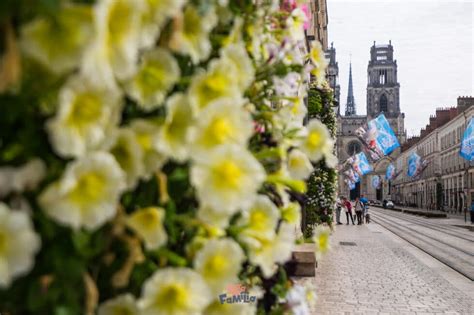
[{"xmin": 335, "ymin": 42, "xmax": 407, "ymax": 201}]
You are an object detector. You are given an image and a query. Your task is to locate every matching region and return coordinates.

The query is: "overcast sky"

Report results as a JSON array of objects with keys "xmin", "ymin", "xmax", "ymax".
[{"xmin": 327, "ymin": 0, "xmax": 473, "ymax": 136}]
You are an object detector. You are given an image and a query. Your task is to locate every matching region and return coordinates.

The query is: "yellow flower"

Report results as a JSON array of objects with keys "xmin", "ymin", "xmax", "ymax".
[
  {"xmin": 21, "ymin": 3, "xmax": 93, "ymax": 74},
  {"xmin": 130, "ymin": 119, "xmax": 166, "ymax": 178},
  {"xmin": 138, "ymin": 267, "xmax": 212, "ymax": 315},
  {"xmin": 47, "ymin": 75, "xmax": 123, "ymax": 158},
  {"xmin": 169, "ymin": 5, "xmax": 217, "ymax": 63},
  {"xmin": 98, "ymin": 294, "xmax": 139, "ymax": 315},
  {"xmin": 313, "ymin": 225, "xmax": 331, "ymax": 258},
  {"xmin": 190, "ymin": 98, "xmax": 254, "ymax": 157},
  {"xmin": 281, "ymin": 202, "xmax": 302, "ymax": 225},
  {"xmin": 246, "ymin": 222, "xmax": 296, "ymax": 278},
  {"xmin": 155, "ymin": 93, "xmax": 195, "ymax": 162},
  {"xmin": 38, "ymin": 152, "xmax": 126, "ymax": 230},
  {"xmin": 194, "ymin": 238, "xmax": 245, "ymax": 295},
  {"xmin": 286, "ymin": 8, "xmax": 307, "ymax": 41},
  {"xmin": 82, "ymin": 0, "xmax": 144, "ymax": 87},
  {"xmin": 106, "ymin": 128, "xmax": 145, "ymax": 189},
  {"xmin": 191, "ymin": 145, "xmax": 266, "ymax": 213},
  {"xmin": 204, "ymin": 300, "xmax": 256, "ymax": 315},
  {"xmin": 299, "ymin": 119, "xmax": 335, "ymax": 163},
  {"xmin": 0, "ymin": 203, "xmax": 41, "ymax": 288},
  {"xmin": 126, "ymin": 48, "xmax": 180, "ymax": 111},
  {"xmin": 188, "ymin": 58, "xmax": 241, "ymax": 111},
  {"xmin": 239, "ymin": 195, "xmax": 280, "ymax": 242},
  {"xmin": 309, "ymin": 41, "xmax": 329, "ymax": 68},
  {"xmin": 139, "ymin": 0, "xmax": 187, "ymax": 48},
  {"xmin": 126, "ymin": 207, "xmax": 167, "ymax": 250},
  {"xmin": 287, "ymin": 149, "xmax": 314, "ymax": 180}
]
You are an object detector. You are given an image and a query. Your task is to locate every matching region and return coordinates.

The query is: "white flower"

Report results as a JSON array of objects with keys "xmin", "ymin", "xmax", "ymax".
[
  {"xmin": 286, "ymin": 284, "xmax": 316, "ymax": 315},
  {"xmin": 126, "ymin": 48, "xmax": 180, "ymax": 111},
  {"xmin": 169, "ymin": 5, "xmax": 217, "ymax": 63},
  {"xmin": 11, "ymin": 159, "xmax": 47, "ymax": 192},
  {"xmin": 197, "ymin": 205, "xmax": 234, "ymax": 229},
  {"xmin": 139, "ymin": 267, "xmax": 212, "ymax": 315},
  {"xmin": 238, "ymin": 195, "xmax": 280, "ymax": 242},
  {"xmin": 273, "ymin": 72, "xmax": 301, "ymax": 98},
  {"xmin": 221, "ymin": 43, "xmax": 255, "ymax": 91},
  {"xmin": 190, "ymin": 98, "xmax": 254, "ymax": 157},
  {"xmin": 0, "ymin": 203, "xmax": 41, "ymax": 288},
  {"xmin": 98, "ymin": 294, "xmax": 139, "ymax": 315},
  {"xmin": 130, "ymin": 119, "xmax": 166, "ymax": 178},
  {"xmin": 287, "ymin": 149, "xmax": 314, "ymax": 180},
  {"xmin": 155, "ymin": 93, "xmax": 195, "ymax": 162},
  {"xmin": 21, "ymin": 3, "xmax": 93, "ymax": 74},
  {"xmin": 46, "ymin": 75, "xmax": 123, "ymax": 158},
  {"xmin": 298, "ymin": 119, "xmax": 335, "ymax": 163},
  {"xmin": 247, "ymin": 222, "xmax": 296, "ymax": 278},
  {"xmin": 286, "ymin": 8, "xmax": 307, "ymax": 41},
  {"xmin": 139, "ymin": 0, "xmax": 187, "ymax": 48},
  {"xmin": 188, "ymin": 58, "xmax": 241, "ymax": 112},
  {"xmin": 191, "ymin": 145, "xmax": 266, "ymax": 214},
  {"xmin": 281, "ymin": 201, "xmax": 302, "ymax": 226},
  {"xmin": 38, "ymin": 152, "xmax": 126, "ymax": 230},
  {"xmin": 313, "ymin": 225, "xmax": 331, "ymax": 259},
  {"xmin": 82, "ymin": 0, "xmax": 144, "ymax": 87},
  {"xmin": 309, "ymin": 40, "xmax": 328, "ymax": 68},
  {"xmin": 106, "ymin": 128, "xmax": 145, "ymax": 189},
  {"xmin": 194, "ymin": 238, "xmax": 245, "ymax": 295},
  {"xmin": 126, "ymin": 207, "xmax": 167, "ymax": 250}
]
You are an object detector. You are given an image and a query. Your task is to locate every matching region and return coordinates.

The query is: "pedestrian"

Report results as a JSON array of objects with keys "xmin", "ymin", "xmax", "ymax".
[
  {"xmin": 335, "ymin": 197, "xmax": 343, "ymax": 225},
  {"xmin": 354, "ymin": 196, "xmax": 364, "ymax": 225},
  {"xmin": 342, "ymin": 197, "xmax": 355, "ymax": 225}
]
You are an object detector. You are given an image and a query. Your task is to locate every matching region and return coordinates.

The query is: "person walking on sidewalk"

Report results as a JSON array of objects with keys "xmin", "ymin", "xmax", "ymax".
[
  {"xmin": 342, "ymin": 197, "xmax": 355, "ymax": 225},
  {"xmin": 354, "ymin": 197, "xmax": 364, "ymax": 225},
  {"xmin": 335, "ymin": 197, "xmax": 343, "ymax": 225}
]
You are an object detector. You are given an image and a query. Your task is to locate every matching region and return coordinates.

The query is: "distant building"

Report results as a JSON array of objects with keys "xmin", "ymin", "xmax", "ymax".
[
  {"xmin": 307, "ymin": 0, "xmax": 328, "ymax": 50},
  {"xmin": 391, "ymin": 97, "xmax": 474, "ymax": 212},
  {"xmin": 337, "ymin": 42, "xmax": 406, "ymax": 201}
]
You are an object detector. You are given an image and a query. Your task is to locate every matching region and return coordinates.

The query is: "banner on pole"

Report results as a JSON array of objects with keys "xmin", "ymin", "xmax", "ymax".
[{"xmin": 460, "ymin": 117, "xmax": 474, "ymax": 161}]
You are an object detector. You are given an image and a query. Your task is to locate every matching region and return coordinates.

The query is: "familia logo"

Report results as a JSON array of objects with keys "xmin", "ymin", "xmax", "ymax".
[{"xmin": 219, "ymin": 283, "xmax": 257, "ymax": 304}]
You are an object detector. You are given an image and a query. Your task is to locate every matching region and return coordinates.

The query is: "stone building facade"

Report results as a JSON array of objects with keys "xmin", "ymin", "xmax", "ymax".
[
  {"xmin": 337, "ymin": 42, "xmax": 406, "ymax": 200},
  {"xmin": 391, "ymin": 97, "xmax": 474, "ymax": 213}
]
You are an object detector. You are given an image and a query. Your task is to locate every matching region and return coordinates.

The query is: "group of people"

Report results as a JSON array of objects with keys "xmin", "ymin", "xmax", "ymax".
[{"xmin": 335, "ymin": 196, "xmax": 370, "ymax": 225}]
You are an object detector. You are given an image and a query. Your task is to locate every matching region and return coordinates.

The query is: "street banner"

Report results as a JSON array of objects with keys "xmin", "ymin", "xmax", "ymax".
[
  {"xmin": 352, "ymin": 152, "xmax": 373, "ymax": 176},
  {"xmin": 460, "ymin": 117, "xmax": 474, "ymax": 161},
  {"xmin": 344, "ymin": 168, "xmax": 360, "ymax": 183},
  {"xmin": 372, "ymin": 175, "xmax": 381, "ymax": 189},
  {"xmin": 345, "ymin": 178, "xmax": 356, "ymax": 190},
  {"xmin": 369, "ymin": 114, "xmax": 400, "ymax": 156},
  {"xmin": 355, "ymin": 114, "xmax": 400, "ymax": 161},
  {"xmin": 386, "ymin": 163, "xmax": 395, "ymax": 180},
  {"xmin": 407, "ymin": 152, "xmax": 429, "ymax": 178}
]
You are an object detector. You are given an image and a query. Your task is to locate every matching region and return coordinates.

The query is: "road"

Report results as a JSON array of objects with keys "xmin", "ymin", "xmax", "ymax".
[{"xmin": 295, "ymin": 209, "xmax": 474, "ymax": 314}]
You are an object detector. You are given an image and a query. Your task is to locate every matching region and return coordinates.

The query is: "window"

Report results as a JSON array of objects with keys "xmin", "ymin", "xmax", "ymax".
[
  {"xmin": 346, "ymin": 141, "xmax": 362, "ymax": 156},
  {"xmin": 380, "ymin": 94, "xmax": 388, "ymax": 112}
]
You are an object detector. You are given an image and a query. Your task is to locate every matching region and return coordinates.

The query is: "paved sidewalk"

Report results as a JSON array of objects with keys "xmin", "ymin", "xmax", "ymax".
[{"xmin": 296, "ymin": 223, "xmax": 474, "ymax": 314}]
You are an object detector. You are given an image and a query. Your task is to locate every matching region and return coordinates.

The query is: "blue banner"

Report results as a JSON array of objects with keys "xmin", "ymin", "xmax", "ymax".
[
  {"xmin": 344, "ymin": 168, "xmax": 360, "ymax": 183},
  {"xmin": 460, "ymin": 117, "xmax": 474, "ymax": 161},
  {"xmin": 407, "ymin": 152, "xmax": 421, "ymax": 177},
  {"xmin": 345, "ymin": 179, "xmax": 356, "ymax": 190},
  {"xmin": 368, "ymin": 114, "xmax": 400, "ymax": 156},
  {"xmin": 353, "ymin": 152, "xmax": 373, "ymax": 176},
  {"xmin": 372, "ymin": 175, "xmax": 381, "ymax": 189},
  {"xmin": 386, "ymin": 163, "xmax": 395, "ymax": 180}
]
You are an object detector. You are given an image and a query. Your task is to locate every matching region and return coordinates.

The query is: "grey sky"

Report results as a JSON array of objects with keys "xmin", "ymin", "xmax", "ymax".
[{"xmin": 327, "ymin": 0, "xmax": 473, "ymax": 136}]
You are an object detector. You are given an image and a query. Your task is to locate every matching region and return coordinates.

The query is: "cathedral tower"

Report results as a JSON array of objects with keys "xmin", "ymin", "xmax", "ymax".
[
  {"xmin": 345, "ymin": 62, "xmax": 356, "ymax": 116},
  {"xmin": 366, "ymin": 41, "xmax": 405, "ymax": 143}
]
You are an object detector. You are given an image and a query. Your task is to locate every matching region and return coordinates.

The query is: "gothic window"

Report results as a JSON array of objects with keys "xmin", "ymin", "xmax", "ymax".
[
  {"xmin": 346, "ymin": 141, "xmax": 361, "ymax": 156},
  {"xmin": 380, "ymin": 94, "xmax": 388, "ymax": 112}
]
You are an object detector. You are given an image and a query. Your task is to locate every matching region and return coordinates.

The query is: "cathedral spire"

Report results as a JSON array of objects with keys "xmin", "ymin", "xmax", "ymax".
[{"xmin": 345, "ymin": 62, "xmax": 356, "ymax": 116}]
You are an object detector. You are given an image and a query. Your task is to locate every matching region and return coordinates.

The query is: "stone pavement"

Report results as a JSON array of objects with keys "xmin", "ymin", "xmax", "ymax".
[{"xmin": 296, "ymin": 222, "xmax": 474, "ymax": 314}]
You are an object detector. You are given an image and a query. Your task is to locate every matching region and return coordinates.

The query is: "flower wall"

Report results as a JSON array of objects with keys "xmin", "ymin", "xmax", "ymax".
[
  {"xmin": 304, "ymin": 86, "xmax": 338, "ymax": 237},
  {"xmin": 0, "ymin": 0, "xmax": 335, "ymax": 314}
]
